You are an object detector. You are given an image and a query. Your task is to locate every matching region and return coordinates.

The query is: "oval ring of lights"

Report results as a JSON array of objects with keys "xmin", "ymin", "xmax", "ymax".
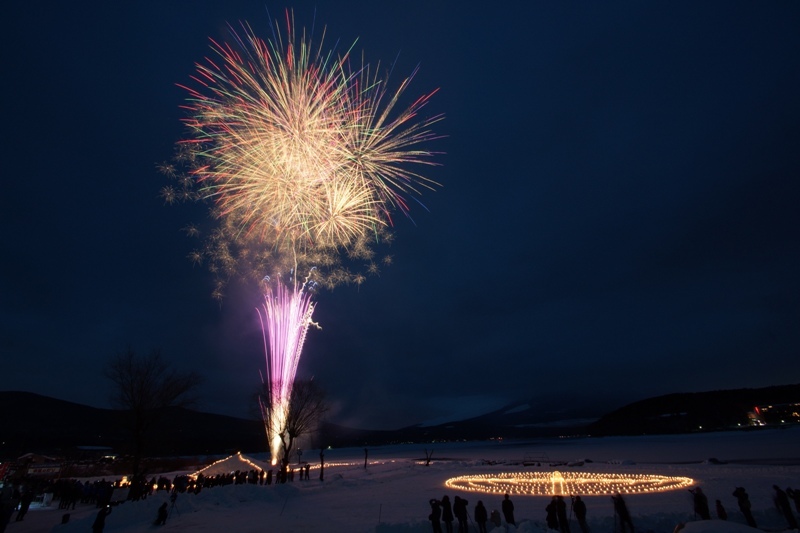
[{"xmin": 445, "ymin": 471, "xmax": 694, "ymax": 496}]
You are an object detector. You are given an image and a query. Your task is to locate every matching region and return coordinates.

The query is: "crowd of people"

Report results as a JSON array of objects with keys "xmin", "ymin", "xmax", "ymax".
[
  {"xmin": 423, "ymin": 491, "xmax": 625, "ymax": 533},
  {"xmin": 0, "ymin": 463, "xmax": 315, "ymax": 532},
  {"xmin": 426, "ymin": 483, "xmax": 800, "ymax": 533},
  {"xmin": 428, "ymin": 493, "xmax": 515, "ymax": 533},
  {"xmin": 544, "ymin": 494, "xmax": 591, "ymax": 533},
  {"xmin": 0, "ymin": 477, "xmax": 118, "ymax": 531},
  {"xmin": 676, "ymin": 484, "xmax": 800, "ymax": 531},
  {"xmin": 4, "ymin": 465, "xmax": 800, "ymax": 532},
  {"xmin": 167, "ymin": 464, "xmax": 312, "ymax": 494}
]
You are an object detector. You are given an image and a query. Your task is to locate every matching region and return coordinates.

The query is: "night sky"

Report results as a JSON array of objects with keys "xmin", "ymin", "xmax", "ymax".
[{"xmin": 3, "ymin": 2, "xmax": 799, "ymax": 430}]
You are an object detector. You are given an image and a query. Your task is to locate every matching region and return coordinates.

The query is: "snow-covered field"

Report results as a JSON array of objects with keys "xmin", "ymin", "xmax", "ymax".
[{"xmin": 7, "ymin": 427, "xmax": 800, "ymax": 533}]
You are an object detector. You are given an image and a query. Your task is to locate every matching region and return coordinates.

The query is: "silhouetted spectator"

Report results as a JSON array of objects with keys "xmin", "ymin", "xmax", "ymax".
[
  {"xmin": 453, "ymin": 496, "xmax": 469, "ymax": 533},
  {"xmin": 733, "ymin": 486, "xmax": 756, "ymax": 528},
  {"xmin": 0, "ymin": 483, "xmax": 20, "ymax": 533},
  {"xmin": 58, "ymin": 481, "xmax": 78, "ymax": 510},
  {"xmin": 14, "ymin": 488, "xmax": 34, "ymax": 522},
  {"xmin": 788, "ymin": 487, "xmax": 800, "ymax": 513},
  {"xmin": 612, "ymin": 493, "xmax": 634, "ymax": 533},
  {"xmin": 556, "ymin": 495, "xmax": 570, "ymax": 532},
  {"xmin": 441, "ymin": 495, "xmax": 454, "ymax": 533},
  {"xmin": 474, "ymin": 500, "xmax": 488, "ymax": 533},
  {"xmin": 154, "ymin": 502, "xmax": 168, "ymax": 526},
  {"xmin": 690, "ymin": 487, "xmax": 710, "ymax": 519},
  {"xmin": 95, "ymin": 480, "xmax": 112, "ymax": 507},
  {"xmin": 429, "ymin": 498, "xmax": 443, "ymax": 533},
  {"xmin": 68, "ymin": 480, "xmax": 80, "ymax": 509},
  {"xmin": 546, "ymin": 497, "xmax": 558, "ymax": 529},
  {"xmin": 490, "ymin": 509, "xmax": 501, "ymax": 527},
  {"xmin": 92, "ymin": 505, "xmax": 112, "ymax": 533},
  {"xmin": 774, "ymin": 485, "xmax": 798, "ymax": 530},
  {"xmin": 715, "ymin": 499, "xmax": 727, "ymax": 520},
  {"xmin": 502, "ymin": 493, "xmax": 516, "ymax": 526},
  {"xmin": 573, "ymin": 495, "xmax": 589, "ymax": 533}
]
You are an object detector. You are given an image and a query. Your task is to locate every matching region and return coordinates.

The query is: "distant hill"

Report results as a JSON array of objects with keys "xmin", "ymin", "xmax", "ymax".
[
  {"xmin": 336, "ymin": 384, "xmax": 800, "ymax": 444},
  {"xmin": 589, "ymin": 383, "xmax": 800, "ymax": 436},
  {"xmin": 0, "ymin": 391, "xmax": 599, "ymax": 458},
  {"xmin": 2, "ymin": 385, "xmax": 798, "ymax": 459},
  {"xmin": 0, "ymin": 391, "xmax": 264, "ymax": 460},
  {"xmin": 380, "ymin": 399, "xmax": 608, "ymax": 444}
]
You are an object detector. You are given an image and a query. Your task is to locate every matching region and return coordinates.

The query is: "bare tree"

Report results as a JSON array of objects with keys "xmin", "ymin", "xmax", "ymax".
[
  {"xmin": 104, "ymin": 348, "xmax": 202, "ymax": 498},
  {"xmin": 424, "ymin": 449, "xmax": 434, "ymax": 466},
  {"xmin": 260, "ymin": 379, "xmax": 329, "ymax": 479}
]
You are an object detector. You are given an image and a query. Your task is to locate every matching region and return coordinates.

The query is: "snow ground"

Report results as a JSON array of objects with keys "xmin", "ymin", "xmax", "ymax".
[{"xmin": 5, "ymin": 426, "xmax": 800, "ymax": 533}]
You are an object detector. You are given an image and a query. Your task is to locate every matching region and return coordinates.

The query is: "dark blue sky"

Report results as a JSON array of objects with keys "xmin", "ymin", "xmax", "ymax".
[{"xmin": 2, "ymin": 2, "xmax": 799, "ymax": 430}]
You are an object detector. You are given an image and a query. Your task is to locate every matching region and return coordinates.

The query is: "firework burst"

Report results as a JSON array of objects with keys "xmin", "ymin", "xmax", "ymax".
[{"xmin": 177, "ymin": 14, "xmax": 442, "ymax": 255}]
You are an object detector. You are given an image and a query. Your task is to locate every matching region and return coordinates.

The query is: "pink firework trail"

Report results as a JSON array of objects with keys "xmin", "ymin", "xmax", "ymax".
[{"xmin": 257, "ymin": 278, "xmax": 317, "ymax": 464}]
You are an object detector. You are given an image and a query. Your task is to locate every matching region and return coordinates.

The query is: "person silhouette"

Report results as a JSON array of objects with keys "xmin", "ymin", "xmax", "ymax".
[
  {"xmin": 502, "ymin": 493, "xmax": 515, "ymax": 526},
  {"xmin": 573, "ymin": 495, "xmax": 589, "ymax": 533},
  {"xmin": 92, "ymin": 505, "xmax": 112, "ymax": 533},
  {"xmin": 733, "ymin": 486, "xmax": 756, "ymax": 528},
  {"xmin": 774, "ymin": 485, "xmax": 798, "ymax": 530},
  {"xmin": 612, "ymin": 493, "xmax": 634, "ymax": 533},
  {"xmin": 441, "ymin": 495, "xmax": 453, "ymax": 533},
  {"xmin": 429, "ymin": 498, "xmax": 443, "ymax": 533},
  {"xmin": 474, "ymin": 500, "xmax": 488, "ymax": 533},
  {"xmin": 154, "ymin": 502, "xmax": 168, "ymax": 525}
]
